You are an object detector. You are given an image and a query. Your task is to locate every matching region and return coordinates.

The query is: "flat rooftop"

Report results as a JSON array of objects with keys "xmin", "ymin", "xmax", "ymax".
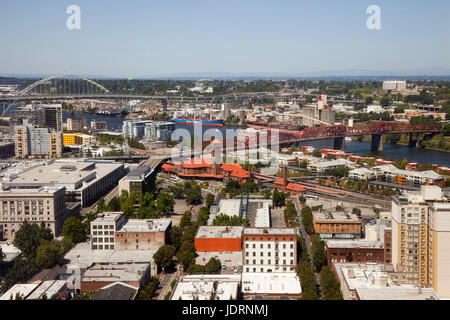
[
  {"xmin": 64, "ymin": 242, "xmax": 156, "ymax": 269},
  {"xmin": 196, "ymin": 251, "xmax": 243, "ymax": 266},
  {"xmin": 243, "ymin": 228, "xmax": 296, "ymax": 236},
  {"xmin": 356, "ymin": 287, "xmax": 439, "ymax": 300},
  {"xmin": 0, "ymin": 186, "xmax": 64, "ymax": 195},
  {"xmin": 125, "ymin": 166, "xmax": 152, "ymax": 181},
  {"xmin": 241, "ymin": 272, "xmax": 302, "ymax": 296},
  {"xmin": 196, "ymin": 226, "xmax": 244, "ymax": 239},
  {"xmin": 92, "ymin": 212, "xmax": 124, "ymax": 224},
  {"xmin": 217, "ymin": 199, "xmax": 241, "ymax": 217},
  {"xmin": 326, "ymin": 239, "xmax": 384, "ymax": 249},
  {"xmin": 335, "ymin": 263, "xmax": 395, "ymax": 292},
  {"xmin": 314, "ymin": 211, "xmax": 360, "ymax": 223},
  {"xmin": 117, "ymin": 219, "xmax": 172, "ymax": 233},
  {"xmin": 2, "ymin": 160, "xmax": 123, "ymax": 191},
  {"xmin": 82, "ymin": 263, "xmax": 150, "ymax": 283},
  {"xmin": 172, "ymin": 275, "xmax": 240, "ymax": 300}
]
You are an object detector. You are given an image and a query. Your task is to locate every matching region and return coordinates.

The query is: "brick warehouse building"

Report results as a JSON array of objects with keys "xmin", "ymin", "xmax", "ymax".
[
  {"xmin": 326, "ymin": 227, "xmax": 392, "ymax": 269},
  {"xmin": 326, "ymin": 240, "xmax": 386, "ymax": 267}
]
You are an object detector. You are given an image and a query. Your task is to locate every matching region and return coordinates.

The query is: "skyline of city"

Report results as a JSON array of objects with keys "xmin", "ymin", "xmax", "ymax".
[{"xmin": 1, "ymin": 0, "xmax": 450, "ymax": 306}]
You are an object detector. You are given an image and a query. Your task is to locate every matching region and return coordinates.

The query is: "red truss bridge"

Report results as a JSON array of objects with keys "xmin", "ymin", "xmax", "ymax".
[{"xmin": 247, "ymin": 121, "xmax": 440, "ymax": 151}]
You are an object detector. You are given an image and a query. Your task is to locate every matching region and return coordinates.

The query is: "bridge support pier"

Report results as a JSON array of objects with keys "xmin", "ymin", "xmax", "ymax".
[
  {"xmin": 409, "ymin": 133, "xmax": 418, "ymax": 147},
  {"xmin": 371, "ymin": 134, "xmax": 383, "ymax": 152},
  {"xmin": 333, "ymin": 137, "xmax": 345, "ymax": 151}
]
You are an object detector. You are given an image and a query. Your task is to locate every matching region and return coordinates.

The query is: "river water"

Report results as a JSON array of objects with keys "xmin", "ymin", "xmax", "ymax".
[{"xmin": 3, "ymin": 107, "xmax": 449, "ymax": 166}]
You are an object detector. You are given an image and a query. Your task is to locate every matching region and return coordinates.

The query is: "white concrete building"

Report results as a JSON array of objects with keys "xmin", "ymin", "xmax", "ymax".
[
  {"xmin": 243, "ymin": 228, "xmax": 297, "ymax": 273},
  {"xmin": 171, "ymin": 275, "xmax": 240, "ymax": 300},
  {"xmin": 383, "ymin": 80, "xmax": 407, "ymax": 90}
]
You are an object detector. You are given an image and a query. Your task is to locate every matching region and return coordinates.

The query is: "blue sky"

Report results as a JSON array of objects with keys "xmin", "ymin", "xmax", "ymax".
[{"xmin": 0, "ymin": 0, "xmax": 449, "ymax": 78}]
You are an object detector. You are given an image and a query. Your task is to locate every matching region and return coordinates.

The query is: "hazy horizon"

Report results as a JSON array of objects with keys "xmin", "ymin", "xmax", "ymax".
[{"xmin": 1, "ymin": 0, "xmax": 449, "ymax": 78}]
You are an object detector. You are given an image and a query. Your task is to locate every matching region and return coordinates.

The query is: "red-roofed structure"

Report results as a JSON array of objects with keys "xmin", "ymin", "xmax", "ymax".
[{"xmin": 162, "ymin": 158, "xmax": 250, "ymax": 182}]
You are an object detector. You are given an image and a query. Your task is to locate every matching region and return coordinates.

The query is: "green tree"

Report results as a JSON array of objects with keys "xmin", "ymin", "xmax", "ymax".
[
  {"xmin": 311, "ymin": 236, "xmax": 326, "ymax": 272},
  {"xmin": 298, "ymin": 195, "xmax": 307, "ymax": 205},
  {"xmin": 35, "ymin": 240, "xmax": 65, "ymax": 270},
  {"xmin": 137, "ymin": 277, "xmax": 160, "ymax": 300},
  {"xmin": 295, "ymin": 261, "xmax": 318, "ymax": 300},
  {"xmin": 107, "ymin": 197, "xmax": 121, "ymax": 211},
  {"xmin": 186, "ymin": 264, "xmax": 205, "ymax": 274},
  {"xmin": 120, "ymin": 192, "xmax": 136, "ymax": 217},
  {"xmin": 180, "ymin": 211, "xmax": 192, "ymax": 229},
  {"xmin": 205, "ymin": 258, "xmax": 222, "ymax": 274},
  {"xmin": 380, "ymin": 97, "xmax": 391, "ymax": 107},
  {"xmin": 169, "ymin": 226, "xmax": 182, "ymax": 250},
  {"xmin": 185, "ymin": 184, "xmax": 203, "ymax": 206},
  {"xmin": 3, "ymin": 257, "xmax": 37, "ymax": 292},
  {"xmin": 301, "ymin": 206, "xmax": 315, "ymax": 235},
  {"xmin": 272, "ymin": 189, "xmax": 287, "ymax": 207},
  {"xmin": 197, "ymin": 207, "xmax": 210, "ymax": 226},
  {"xmin": 153, "ymin": 245, "xmax": 176, "ymax": 272},
  {"xmin": 62, "ymin": 217, "xmax": 86, "ymax": 245},
  {"xmin": 13, "ymin": 221, "xmax": 51, "ymax": 260},
  {"xmin": 320, "ymin": 266, "xmax": 343, "ymax": 300},
  {"xmin": 176, "ymin": 241, "xmax": 196, "ymax": 270},
  {"xmin": 205, "ymin": 194, "xmax": 215, "ymax": 209},
  {"xmin": 442, "ymin": 124, "xmax": 450, "ymax": 137},
  {"xmin": 156, "ymin": 192, "xmax": 175, "ymax": 215},
  {"xmin": 352, "ymin": 207, "xmax": 362, "ymax": 217}
]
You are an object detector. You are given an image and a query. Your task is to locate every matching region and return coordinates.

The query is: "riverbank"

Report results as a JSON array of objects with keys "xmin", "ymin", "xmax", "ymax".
[{"xmin": 350, "ymin": 136, "xmax": 450, "ymax": 154}]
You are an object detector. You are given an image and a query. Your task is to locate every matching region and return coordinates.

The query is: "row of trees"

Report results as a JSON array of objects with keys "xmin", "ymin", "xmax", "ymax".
[
  {"xmin": 295, "ymin": 236, "xmax": 319, "ymax": 300},
  {"xmin": 224, "ymin": 179, "xmax": 258, "ymax": 198},
  {"xmin": 98, "ymin": 190, "xmax": 175, "ymax": 219},
  {"xmin": 301, "ymin": 206, "xmax": 315, "ymax": 235},
  {"xmin": 212, "ymin": 213, "xmax": 250, "ymax": 227},
  {"xmin": 284, "ymin": 201, "xmax": 298, "ymax": 226},
  {"xmin": 299, "ymin": 204, "xmax": 343, "ymax": 300}
]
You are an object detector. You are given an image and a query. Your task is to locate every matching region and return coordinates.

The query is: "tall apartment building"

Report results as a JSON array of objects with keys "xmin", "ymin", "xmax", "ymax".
[
  {"xmin": 383, "ymin": 80, "xmax": 407, "ymax": 90},
  {"xmin": 14, "ymin": 125, "xmax": 63, "ymax": 159},
  {"xmin": 243, "ymin": 228, "xmax": 297, "ymax": 273},
  {"xmin": 391, "ymin": 185, "xmax": 450, "ymax": 297},
  {"xmin": 10, "ymin": 104, "xmax": 62, "ymax": 132},
  {"xmin": 43, "ymin": 104, "xmax": 63, "ymax": 131},
  {"xmin": 428, "ymin": 202, "xmax": 450, "ymax": 297},
  {"xmin": 0, "ymin": 186, "xmax": 70, "ymax": 240}
]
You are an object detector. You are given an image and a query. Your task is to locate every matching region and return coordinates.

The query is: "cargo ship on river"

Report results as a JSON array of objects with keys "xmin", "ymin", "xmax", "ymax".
[{"xmin": 171, "ymin": 117, "xmax": 224, "ymax": 126}]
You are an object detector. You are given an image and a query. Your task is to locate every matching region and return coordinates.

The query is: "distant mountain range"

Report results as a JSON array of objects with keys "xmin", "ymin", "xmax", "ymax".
[{"xmin": 2, "ymin": 68, "xmax": 450, "ymax": 81}]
